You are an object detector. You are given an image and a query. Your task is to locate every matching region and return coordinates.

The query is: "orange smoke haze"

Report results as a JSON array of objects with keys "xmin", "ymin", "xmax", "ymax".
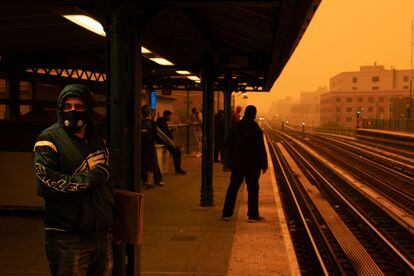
[{"xmin": 245, "ymin": 0, "xmax": 414, "ymax": 113}]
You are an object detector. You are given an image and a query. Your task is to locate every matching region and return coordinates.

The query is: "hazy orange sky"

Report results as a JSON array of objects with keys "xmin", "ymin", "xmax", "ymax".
[{"xmin": 245, "ymin": 0, "xmax": 414, "ymax": 113}]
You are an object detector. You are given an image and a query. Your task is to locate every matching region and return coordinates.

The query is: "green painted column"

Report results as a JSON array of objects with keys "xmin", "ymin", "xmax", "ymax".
[
  {"xmin": 106, "ymin": 11, "xmax": 142, "ymax": 276},
  {"xmin": 201, "ymin": 51, "xmax": 214, "ymax": 206},
  {"xmin": 223, "ymin": 76, "xmax": 232, "ymax": 171}
]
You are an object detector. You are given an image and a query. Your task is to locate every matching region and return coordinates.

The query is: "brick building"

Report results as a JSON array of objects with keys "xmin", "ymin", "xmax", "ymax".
[{"xmin": 320, "ymin": 65, "xmax": 413, "ymax": 127}]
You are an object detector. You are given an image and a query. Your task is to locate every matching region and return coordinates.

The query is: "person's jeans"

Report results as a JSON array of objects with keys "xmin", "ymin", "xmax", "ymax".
[
  {"xmin": 165, "ymin": 143, "xmax": 182, "ymax": 170},
  {"xmin": 45, "ymin": 231, "xmax": 113, "ymax": 276},
  {"xmin": 214, "ymin": 141, "xmax": 224, "ymax": 162},
  {"xmin": 222, "ymin": 169, "xmax": 261, "ymax": 218},
  {"xmin": 153, "ymin": 151, "xmax": 163, "ymax": 183}
]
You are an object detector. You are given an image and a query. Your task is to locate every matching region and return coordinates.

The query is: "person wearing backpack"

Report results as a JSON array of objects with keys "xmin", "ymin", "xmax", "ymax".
[{"xmin": 222, "ymin": 105, "xmax": 267, "ymax": 222}]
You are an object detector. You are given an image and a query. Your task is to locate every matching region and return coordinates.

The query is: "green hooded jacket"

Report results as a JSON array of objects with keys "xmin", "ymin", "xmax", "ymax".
[{"xmin": 33, "ymin": 84, "xmax": 115, "ymax": 234}]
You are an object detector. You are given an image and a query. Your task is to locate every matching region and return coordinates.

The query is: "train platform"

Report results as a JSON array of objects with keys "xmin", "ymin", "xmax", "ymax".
[
  {"xmin": 141, "ymin": 151, "xmax": 299, "ymax": 275},
  {"xmin": 357, "ymin": 128, "xmax": 414, "ymax": 139},
  {"xmin": 0, "ymin": 151, "xmax": 299, "ymax": 275}
]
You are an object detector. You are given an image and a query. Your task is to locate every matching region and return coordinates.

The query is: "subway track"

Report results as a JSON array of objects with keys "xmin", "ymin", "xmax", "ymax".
[
  {"xmin": 314, "ymin": 133, "xmax": 414, "ymax": 176},
  {"xmin": 319, "ymin": 133, "xmax": 414, "ymax": 160},
  {"xmin": 297, "ymin": 132, "xmax": 414, "ymax": 215},
  {"xmin": 265, "ymin": 126, "xmax": 414, "ymax": 275}
]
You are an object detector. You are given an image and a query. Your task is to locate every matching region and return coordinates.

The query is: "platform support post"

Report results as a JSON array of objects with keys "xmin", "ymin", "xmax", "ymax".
[
  {"xmin": 105, "ymin": 8, "xmax": 142, "ymax": 276},
  {"xmin": 223, "ymin": 74, "xmax": 233, "ymax": 171},
  {"xmin": 201, "ymin": 51, "xmax": 214, "ymax": 206}
]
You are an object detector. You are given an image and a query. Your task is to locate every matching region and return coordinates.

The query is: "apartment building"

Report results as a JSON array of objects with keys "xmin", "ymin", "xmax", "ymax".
[
  {"xmin": 290, "ymin": 87, "xmax": 326, "ymax": 127},
  {"xmin": 321, "ymin": 65, "xmax": 413, "ymax": 127}
]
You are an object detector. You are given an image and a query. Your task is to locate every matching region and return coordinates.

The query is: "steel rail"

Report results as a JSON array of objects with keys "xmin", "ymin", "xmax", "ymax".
[
  {"xmin": 273, "ymin": 129, "xmax": 414, "ymax": 271},
  {"xmin": 305, "ymin": 135, "xmax": 414, "ymax": 213},
  {"xmin": 267, "ymin": 138, "xmax": 330, "ymax": 275}
]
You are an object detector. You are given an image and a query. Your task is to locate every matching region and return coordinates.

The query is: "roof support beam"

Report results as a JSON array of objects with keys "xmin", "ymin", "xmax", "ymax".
[
  {"xmin": 266, "ymin": 0, "xmax": 319, "ymax": 90},
  {"xmin": 172, "ymin": 8, "xmax": 217, "ymax": 58}
]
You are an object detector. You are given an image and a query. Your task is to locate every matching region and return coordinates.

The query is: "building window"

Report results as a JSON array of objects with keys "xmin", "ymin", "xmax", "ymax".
[
  {"xmin": 368, "ymin": 97, "xmax": 374, "ymax": 103},
  {"xmin": 358, "ymin": 97, "xmax": 363, "ymax": 102},
  {"xmin": 20, "ymin": 105, "xmax": 31, "ymax": 115},
  {"xmin": 404, "ymin": 86, "xmax": 409, "ymax": 89},
  {"xmin": 336, "ymin": 107, "xmax": 341, "ymax": 112},
  {"xmin": 346, "ymin": 97, "xmax": 352, "ymax": 103},
  {"xmin": 346, "ymin": 117, "xmax": 352, "ymax": 122},
  {"xmin": 372, "ymin": 86, "xmax": 379, "ymax": 90},
  {"xmin": 336, "ymin": 116, "xmax": 341, "ymax": 122},
  {"xmin": 0, "ymin": 79, "xmax": 7, "ymax": 99},
  {"xmin": 0, "ymin": 104, "xmax": 7, "ymax": 119},
  {"xmin": 372, "ymin": 76, "xmax": 380, "ymax": 82},
  {"xmin": 379, "ymin": 97, "xmax": 384, "ymax": 102},
  {"xmin": 352, "ymin": 87, "xmax": 357, "ymax": 90},
  {"xmin": 379, "ymin": 107, "xmax": 384, "ymax": 113},
  {"xmin": 19, "ymin": 81, "xmax": 32, "ymax": 100},
  {"xmin": 404, "ymin": 75, "xmax": 409, "ymax": 81},
  {"xmin": 352, "ymin": 77, "xmax": 358, "ymax": 83},
  {"xmin": 346, "ymin": 107, "xmax": 352, "ymax": 112},
  {"xmin": 368, "ymin": 107, "xmax": 374, "ymax": 112},
  {"xmin": 336, "ymin": 97, "xmax": 341, "ymax": 102}
]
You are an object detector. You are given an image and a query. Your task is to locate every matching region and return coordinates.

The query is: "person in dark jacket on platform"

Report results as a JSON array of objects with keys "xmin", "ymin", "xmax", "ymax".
[
  {"xmin": 222, "ymin": 105, "xmax": 267, "ymax": 222},
  {"xmin": 141, "ymin": 104, "xmax": 164, "ymax": 188},
  {"xmin": 33, "ymin": 84, "xmax": 115, "ymax": 276},
  {"xmin": 156, "ymin": 110, "xmax": 186, "ymax": 174}
]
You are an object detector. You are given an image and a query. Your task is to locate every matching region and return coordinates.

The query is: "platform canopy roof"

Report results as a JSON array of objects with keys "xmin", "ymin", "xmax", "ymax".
[{"xmin": 0, "ymin": 0, "xmax": 320, "ymax": 92}]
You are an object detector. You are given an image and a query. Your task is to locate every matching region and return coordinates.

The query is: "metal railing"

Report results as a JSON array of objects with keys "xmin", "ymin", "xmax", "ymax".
[{"xmin": 168, "ymin": 124, "xmax": 199, "ymax": 154}]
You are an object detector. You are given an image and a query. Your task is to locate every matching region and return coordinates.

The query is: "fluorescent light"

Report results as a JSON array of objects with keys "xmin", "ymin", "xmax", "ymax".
[
  {"xmin": 176, "ymin": 70, "xmax": 191, "ymax": 75},
  {"xmin": 149, "ymin": 58, "xmax": 174, "ymax": 66},
  {"xmin": 195, "ymin": 80, "xmax": 201, "ymax": 83},
  {"xmin": 63, "ymin": 15, "xmax": 152, "ymax": 55},
  {"xmin": 187, "ymin": 75, "xmax": 201, "ymax": 81},
  {"xmin": 141, "ymin": 47, "xmax": 151, "ymax": 54},
  {"xmin": 63, "ymin": 15, "xmax": 106, "ymax": 37}
]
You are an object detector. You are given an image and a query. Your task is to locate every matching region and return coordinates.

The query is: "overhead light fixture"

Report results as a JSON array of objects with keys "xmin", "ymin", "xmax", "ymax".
[
  {"xmin": 176, "ymin": 70, "xmax": 191, "ymax": 75},
  {"xmin": 187, "ymin": 75, "xmax": 201, "ymax": 81},
  {"xmin": 195, "ymin": 80, "xmax": 201, "ymax": 83},
  {"xmin": 141, "ymin": 47, "xmax": 151, "ymax": 54},
  {"xmin": 63, "ymin": 15, "xmax": 152, "ymax": 55},
  {"xmin": 63, "ymin": 15, "xmax": 105, "ymax": 37},
  {"xmin": 149, "ymin": 58, "xmax": 174, "ymax": 66}
]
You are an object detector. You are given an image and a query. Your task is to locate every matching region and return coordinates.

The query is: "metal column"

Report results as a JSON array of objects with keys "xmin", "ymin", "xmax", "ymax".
[
  {"xmin": 106, "ymin": 11, "xmax": 142, "ymax": 276},
  {"xmin": 201, "ymin": 51, "xmax": 214, "ymax": 206},
  {"xmin": 223, "ymin": 78, "xmax": 232, "ymax": 171}
]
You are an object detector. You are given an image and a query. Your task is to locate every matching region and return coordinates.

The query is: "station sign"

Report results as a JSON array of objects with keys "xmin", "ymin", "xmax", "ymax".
[{"xmin": 151, "ymin": 91, "xmax": 157, "ymax": 109}]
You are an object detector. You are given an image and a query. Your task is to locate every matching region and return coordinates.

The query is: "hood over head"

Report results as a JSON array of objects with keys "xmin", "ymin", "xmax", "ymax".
[{"xmin": 57, "ymin": 84, "xmax": 95, "ymax": 126}]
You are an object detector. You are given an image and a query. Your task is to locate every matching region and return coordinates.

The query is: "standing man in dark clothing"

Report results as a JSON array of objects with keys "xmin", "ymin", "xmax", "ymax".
[
  {"xmin": 33, "ymin": 84, "xmax": 115, "ymax": 275},
  {"xmin": 156, "ymin": 110, "xmax": 186, "ymax": 174},
  {"xmin": 214, "ymin": 109, "xmax": 225, "ymax": 162},
  {"xmin": 222, "ymin": 105, "xmax": 267, "ymax": 222},
  {"xmin": 141, "ymin": 104, "xmax": 164, "ymax": 188}
]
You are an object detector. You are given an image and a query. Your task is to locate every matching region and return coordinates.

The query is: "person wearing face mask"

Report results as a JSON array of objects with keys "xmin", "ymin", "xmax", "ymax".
[{"xmin": 33, "ymin": 84, "xmax": 115, "ymax": 276}]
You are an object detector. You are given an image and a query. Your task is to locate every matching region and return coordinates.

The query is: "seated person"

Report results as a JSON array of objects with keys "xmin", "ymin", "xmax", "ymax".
[{"xmin": 156, "ymin": 110, "xmax": 186, "ymax": 174}]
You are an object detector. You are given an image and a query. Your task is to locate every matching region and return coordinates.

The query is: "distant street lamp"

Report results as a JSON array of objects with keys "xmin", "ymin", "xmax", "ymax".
[{"xmin": 356, "ymin": 109, "xmax": 362, "ymax": 128}]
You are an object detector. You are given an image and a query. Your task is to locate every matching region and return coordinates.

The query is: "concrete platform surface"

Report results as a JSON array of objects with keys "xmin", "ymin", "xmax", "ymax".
[{"xmin": 0, "ymin": 151, "xmax": 298, "ymax": 276}]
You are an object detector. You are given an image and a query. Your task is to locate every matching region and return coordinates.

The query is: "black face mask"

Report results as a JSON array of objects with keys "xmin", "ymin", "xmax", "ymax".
[{"xmin": 62, "ymin": 110, "xmax": 89, "ymax": 132}]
